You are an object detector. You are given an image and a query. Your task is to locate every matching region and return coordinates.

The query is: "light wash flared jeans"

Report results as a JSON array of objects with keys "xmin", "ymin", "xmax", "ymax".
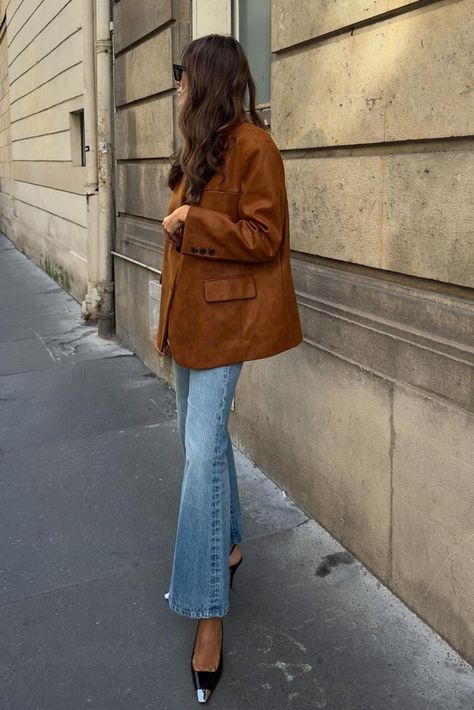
[{"xmin": 167, "ymin": 357, "xmax": 244, "ymax": 619}]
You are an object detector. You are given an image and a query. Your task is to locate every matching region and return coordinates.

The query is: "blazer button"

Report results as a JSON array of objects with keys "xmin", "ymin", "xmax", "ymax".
[
  {"xmin": 209, "ymin": 248, "xmax": 215, "ymax": 256},
  {"xmin": 199, "ymin": 247, "xmax": 207, "ymax": 254},
  {"xmin": 191, "ymin": 247, "xmax": 198, "ymax": 254}
]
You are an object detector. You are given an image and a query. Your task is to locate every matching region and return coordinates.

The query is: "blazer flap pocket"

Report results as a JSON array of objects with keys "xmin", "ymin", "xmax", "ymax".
[{"xmin": 204, "ymin": 274, "xmax": 257, "ymax": 302}]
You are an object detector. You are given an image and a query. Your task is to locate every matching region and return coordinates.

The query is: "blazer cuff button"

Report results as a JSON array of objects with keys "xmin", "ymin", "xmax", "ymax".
[
  {"xmin": 209, "ymin": 248, "xmax": 215, "ymax": 255},
  {"xmin": 191, "ymin": 246, "xmax": 198, "ymax": 253}
]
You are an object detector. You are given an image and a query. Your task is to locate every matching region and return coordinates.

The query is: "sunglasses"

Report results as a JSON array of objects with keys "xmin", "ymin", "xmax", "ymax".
[{"xmin": 173, "ymin": 63, "xmax": 186, "ymax": 82}]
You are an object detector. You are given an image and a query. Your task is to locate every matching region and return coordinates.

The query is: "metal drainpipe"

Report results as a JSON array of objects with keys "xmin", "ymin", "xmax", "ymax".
[
  {"xmin": 95, "ymin": 0, "xmax": 115, "ymax": 336},
  {"xmin": 81, "ymin": 0, "xmax": 115, "ymax": 336},
  {"xmin": 81, "ymin": 0, "xmax": 100, "ymax": 323}
]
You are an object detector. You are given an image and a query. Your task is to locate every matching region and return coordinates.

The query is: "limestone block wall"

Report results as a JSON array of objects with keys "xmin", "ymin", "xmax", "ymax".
[
  {"xmin": 0, "ymin": 8, "xmax": 13, "ymax": 238},
  {"xmin": 1, "ymin": 0, "xmax": 88, "ymax": 300},
  {"xmin": 271, "ymin": 1, "xmax": 474, "ymax": 288},
  {"xmin": 113, "ymin": 0, "xmax": 190, "ymax": 382},
  {"xmin": 229, "ymin": 0, "xmax": 474, "ymax": 664}
]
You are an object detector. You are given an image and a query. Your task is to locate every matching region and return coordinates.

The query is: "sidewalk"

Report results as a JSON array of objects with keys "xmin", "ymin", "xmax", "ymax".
[{"xmin": 0, "ymin": 232, "xmax": 472, "ymax": 710}]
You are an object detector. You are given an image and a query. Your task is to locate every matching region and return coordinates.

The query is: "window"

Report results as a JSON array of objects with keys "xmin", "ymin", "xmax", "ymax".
[
  {"xmin": 70, "ymin": 109, "xmax": 86, "ymax": 167},
  {"xmin": 232, "ymin": 0, "xmax": 271, "ymax": 114},
  {"xmin": 192, "ymin": 0, "xmax": 272, "ymax": 126}
]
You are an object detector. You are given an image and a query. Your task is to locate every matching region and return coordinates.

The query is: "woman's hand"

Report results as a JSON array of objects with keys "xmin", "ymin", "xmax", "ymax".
[
  {"xmin": 163, "ymin": 205, "xmax": 191, "ymax": 248},
  {"xmin": 156, "ymin": 339, "xmax": 172, "ymax": 358}
]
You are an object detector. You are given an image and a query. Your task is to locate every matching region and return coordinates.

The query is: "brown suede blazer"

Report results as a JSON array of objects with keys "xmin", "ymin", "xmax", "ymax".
[{"xmin": 153, "ymin": 118, "xmax": 303, "ymax": 369}]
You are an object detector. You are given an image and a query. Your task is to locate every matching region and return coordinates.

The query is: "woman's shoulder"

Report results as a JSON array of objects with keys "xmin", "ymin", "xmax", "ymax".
[
  {"xmin": 231, "ymin": 121, "xmax": 284, "ymax": 183},
  {"xmin": 234, "ymin": 120, "xmax": 278, "ymax": 150}
]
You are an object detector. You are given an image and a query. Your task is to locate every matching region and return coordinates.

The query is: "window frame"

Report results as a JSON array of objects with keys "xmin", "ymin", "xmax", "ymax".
[
  {"xmin": 231, "ymin": 0, "xmax": 271, "ymax": 123},
  {"xmin": 69, "ymin": 109, "xmax": 86, "ymax": 167},
  {"xmin": 191, "ymin": 0, "xmax": 272, "ymax": 126}
]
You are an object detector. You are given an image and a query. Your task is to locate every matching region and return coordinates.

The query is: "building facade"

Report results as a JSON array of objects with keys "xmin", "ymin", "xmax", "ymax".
[
  {"xmin": 0, "ymin": 0, "xmax": 89, "ymax": 299},
  {"xmin": 1, "ymin": 0, "xmax": 473, "ymax": 664},
  {"xmin": 0, "ymin": 0, "xmax": 114, "ymax": 330}
]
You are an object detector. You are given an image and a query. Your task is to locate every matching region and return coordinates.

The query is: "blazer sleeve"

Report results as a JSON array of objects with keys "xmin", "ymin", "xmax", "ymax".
[{"xmin": 180, "ymin": 138, "xmax": 286, "ymax": 262}]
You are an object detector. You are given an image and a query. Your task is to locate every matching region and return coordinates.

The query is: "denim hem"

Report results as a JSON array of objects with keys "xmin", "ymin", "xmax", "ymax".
[{"xmin": 168, "ymin": 600, "xmax": 229, "ymax": 619}]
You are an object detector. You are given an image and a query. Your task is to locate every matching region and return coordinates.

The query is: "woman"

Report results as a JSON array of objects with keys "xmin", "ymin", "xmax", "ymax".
[{"xmin": 154, "ymin": 34, "xmax": 303, "ymax": 703}]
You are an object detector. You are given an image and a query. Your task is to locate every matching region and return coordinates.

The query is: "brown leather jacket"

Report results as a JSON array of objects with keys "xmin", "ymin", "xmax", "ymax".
[{"xmin": 153, "ymin": 119, "xmax": 303, "ymax": 369}]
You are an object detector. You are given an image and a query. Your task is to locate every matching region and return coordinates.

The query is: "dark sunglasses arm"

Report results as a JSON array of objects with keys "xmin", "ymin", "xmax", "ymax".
[{"xmin": 173, "ymin": 64, "xmax": 185, "ymax": 81}]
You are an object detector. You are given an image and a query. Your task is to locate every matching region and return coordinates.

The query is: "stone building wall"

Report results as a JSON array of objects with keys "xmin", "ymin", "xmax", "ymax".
[
  {"xmin": 112, "ymin": 0, "xmax": 191, "ymax": 365},
  {"xmin": 0, "ymin": 0, "xmax": 88, "ymax": 300},
  {"xmin": 0, "ymin": 3, "xmax": 13, "ymax": 239},
  {"xmin": 234, "ymin": 0, "xmax": 473, "ymax": 663}
]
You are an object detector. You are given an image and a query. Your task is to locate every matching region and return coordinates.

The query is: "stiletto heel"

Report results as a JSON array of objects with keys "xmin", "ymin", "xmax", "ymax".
[
  {"xmin": 191, "ymin": 618, "xmax": 224, "ymax": 703},
  {"xmin": 229, "ymin": 543, "xmax": 243, "ymax": 590},
  {"xmin": 165, "ymin": 543, "xmax": 243, "ymax": 601}
]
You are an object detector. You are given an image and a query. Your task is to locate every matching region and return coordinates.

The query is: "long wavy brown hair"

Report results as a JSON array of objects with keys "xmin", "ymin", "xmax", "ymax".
[{"xmin": 168, "ymin": 34, "xmax": 265, "ymax": 204}]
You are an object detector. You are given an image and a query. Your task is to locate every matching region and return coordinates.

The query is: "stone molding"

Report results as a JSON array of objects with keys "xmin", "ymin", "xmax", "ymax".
[{"xmin": 292, "ymin": 258, "xmax": 474, "ymax": 411}]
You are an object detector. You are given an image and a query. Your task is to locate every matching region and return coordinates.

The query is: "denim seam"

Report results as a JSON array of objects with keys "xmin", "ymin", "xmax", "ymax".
[
  {"xmin": 208, "ymin": 365, "xmax": 231, "ymax": 610},
  {"xmin": 228, "ymin": 434, "xmax": 238, "ymax": 541}
]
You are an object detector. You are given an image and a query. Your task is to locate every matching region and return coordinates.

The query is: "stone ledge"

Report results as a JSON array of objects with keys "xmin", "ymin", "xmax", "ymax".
[{"xmin": 292, "ymin": 258, "xmax": 474, "ymax": 411}]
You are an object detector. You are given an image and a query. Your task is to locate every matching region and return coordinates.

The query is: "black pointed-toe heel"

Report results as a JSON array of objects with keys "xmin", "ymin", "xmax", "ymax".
[
  {"xmin": 191, "ymin": 618, "xmax": 224, "ymax": 703},
  {"xmin": 229, "ymin": 543, "xmax": 243, "ymax": 590}
]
